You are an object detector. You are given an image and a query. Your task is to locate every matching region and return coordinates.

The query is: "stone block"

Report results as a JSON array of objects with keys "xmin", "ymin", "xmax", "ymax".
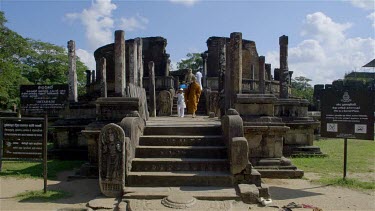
[
  {"xmin": 235, "ymin": 103, "xmax": 274, "ymax": 116},
  {"xmin": 230, "ymin": 137, "xmax": 248, "ymax": 174},
  {"xmin": 238, "ymin": 184, "xmax": 259, "ymax": 204}
]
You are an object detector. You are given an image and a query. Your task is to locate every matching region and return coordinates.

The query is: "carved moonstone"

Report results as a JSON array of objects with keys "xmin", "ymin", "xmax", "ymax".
[{"xmin": 161, "ymin": 193, "xmax": 197, "ymax": 209}]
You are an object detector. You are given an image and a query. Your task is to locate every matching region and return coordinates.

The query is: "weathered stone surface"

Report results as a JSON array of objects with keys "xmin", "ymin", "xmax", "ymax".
[
  {"xmin": 157, "ymin": 90, "xmax": 172, "ymax": 116},
  {"xmin": 258, "ymin": 56, "xmax": 266, "ymax": 94},
  {"xmin": 228, "ymin": 32, "xmax": 243, "ymax": 108},
  {"xmin": 142, "ymin": 37, "xmax": 168, "ymax": 77},
  {"xmin": 238, "ymin": 184, "xmax": 259, "ymax": 204},
  {"xmin": 67, "ymin": 40, "xmax": 78, "ymax": 102},
  {"xmin": 148, "ymin": 61, "xmax": 156, "ymax": 117},
  {"xmin": 279, "ymin": 35, "xmax": 289, "ymax": 99},
  {"xmin": 119, "ymin": 116, "xmax": 145, "ymax": 175},
  {"xmin": 87, "ymin": 197, "xmax": 117, "ymax": 209},
  {"xmin": 128, "ymin": 199, "xmax": 232, "ymax": 211},
  {"xmin": 99, "ymin": 123, "xmax": 126, "ymax": 197},
  {"xmin": 99, "ymin": 57, "xmax": 107, "ymax": 97},
  {"xmin": 114, "ymin": 30, "xmax": 126, "ymax": 96},
  {"xmin": 135, "ymin": 38, "xmax": 143, "ymax": 88},
  {"xmin": 161, "ymin": 193, "xmax": 196, "ymax": 209},
  {"xmin": 230, "ymin": 137, "xmax": 248, "ymax": 174}
]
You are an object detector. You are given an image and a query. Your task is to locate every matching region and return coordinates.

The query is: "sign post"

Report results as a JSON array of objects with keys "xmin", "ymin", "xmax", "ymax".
[
  {"xmin": 43, "ymin": 114, "xmax": 48, "ymax": 193},
  {"xmin": 321, "ymin": 88, "xmax": 374, "ymax": 180},
  {"xmin": 0, "ymin": 117, "xmax": 47, "ymax": 191}
]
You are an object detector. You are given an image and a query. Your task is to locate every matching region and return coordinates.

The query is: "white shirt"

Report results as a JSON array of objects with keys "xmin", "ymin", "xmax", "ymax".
[
  {"xmin": 195, "ymin": 71, "xmax": 202, "ymax": 90},
  {"xmin": 177, "ymin": 93, "xmax": 186, "ymax": 108}
]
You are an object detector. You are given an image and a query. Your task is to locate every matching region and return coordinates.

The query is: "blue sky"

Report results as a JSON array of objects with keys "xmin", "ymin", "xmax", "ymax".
[{"xmin": 1, "ymin": 0, "xmax": 374, "ymax": 85}]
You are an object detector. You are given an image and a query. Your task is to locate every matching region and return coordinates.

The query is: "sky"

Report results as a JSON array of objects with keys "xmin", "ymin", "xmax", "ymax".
[{"xmin": 1, "ymin": 0, "xmax": 374, "ymax": 85}]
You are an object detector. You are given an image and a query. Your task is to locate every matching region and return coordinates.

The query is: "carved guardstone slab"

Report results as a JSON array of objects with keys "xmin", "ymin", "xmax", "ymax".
[
  {"xmin": 99, "ymin": 123, "xmax": 126, "ymax": 197},
  {"xmin": 157, "ymin": 90, "xmax": 172, "ymax": 116}
]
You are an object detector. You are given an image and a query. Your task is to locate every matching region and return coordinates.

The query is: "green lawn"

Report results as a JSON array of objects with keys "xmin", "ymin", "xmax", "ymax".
[
  {"xmin": 0, "ymin": 160, "xmax": 84, "ymax": 180},
  {"xmin": 291, "ymin": 138, "xmax": 375, "ymax": 190}
]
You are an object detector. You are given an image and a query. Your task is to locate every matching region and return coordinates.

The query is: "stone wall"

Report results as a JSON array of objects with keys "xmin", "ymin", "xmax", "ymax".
[{"xmin": 142, "ymin": 37, "xmax": 168, "ymax": 77}]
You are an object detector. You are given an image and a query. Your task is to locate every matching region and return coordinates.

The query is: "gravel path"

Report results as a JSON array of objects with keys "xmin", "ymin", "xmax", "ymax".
[{"xmin": 1, "ymin": 171, "xmax": 374, "ymax": 210}]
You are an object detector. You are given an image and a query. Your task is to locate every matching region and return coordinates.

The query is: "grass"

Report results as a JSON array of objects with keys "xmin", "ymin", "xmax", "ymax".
[
  {"xmin": 0, "ymin": 160, "xmax": 85, "ymax": 180},
  {"xmin": 291, "ymin": 138, "xmax": 375, "ymax": 190},
  {"xmin": 16, "ymin": 190, "xmax": 71, "ymax": 202}
]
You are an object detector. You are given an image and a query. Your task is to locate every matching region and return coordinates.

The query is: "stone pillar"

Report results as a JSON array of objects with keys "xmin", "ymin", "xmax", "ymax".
[
  {"xmin": 228, "ymin": 32, "xmax": 243, "ymax": 108},
  {"xmin": 251, "ymin": 64, "xmax": 255, "ymax": 90},
  {"xmin": 279, "ymin": 35, "xmax": 289, "ymax": 99},
  {"xmin": 259, "ymin": 56, "xmax": 266, "ymax": 94},
  {"xmin": 85, "ymin": 70, "xmax": 91, "ymax": 94},
  {"xmin": 67, "ymin": 40, "xmax": 78, "ymax": 102},
  {"xmin": 99, "ymin": 58, "xmax": 107, "ymax": 98},
  {"xmin": 218, "ymin": 44, "xmax": 226, "ymax": 93},
  {"xmin": 148, "ymin": 61, "xmax": 156, "ymax": 117},
  {"xmin": 96, "ymin": 58, "xmax": 102, "ymax": 82},
  {"xmin": 201, "ymin": 52, "xmax": 208, "ymax": 88},
  {"xmin": 136, "ymin": 38, "xmax": 143, "ymax": 88},
  {"xmin": 114, "ymin": 30, "xmax": 126, "ymax": 96},
  {"xmin": 164, "ymin": 54, "xmax": 170, "ymax": 76},
  {"xmin": 91, "ymin": 70, "xmax": 96, "ymax": 83},
  {"xmin": 265, "ymin": 63, "xmax": 271, "ymax": 80},
  {"xmin": 128, "ymin": 40, "xmax": 138, "ymax": 85}
]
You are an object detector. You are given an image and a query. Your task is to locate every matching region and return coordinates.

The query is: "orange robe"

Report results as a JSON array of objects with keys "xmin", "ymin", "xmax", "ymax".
[{"xmin": 185, "ymin": 81, "xmax": 202, "ymax": 114}]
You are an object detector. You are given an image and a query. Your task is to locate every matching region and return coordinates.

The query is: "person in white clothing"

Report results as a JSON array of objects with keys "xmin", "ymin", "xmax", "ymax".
[
  {"xmin": 195, "ymin": 70, "xmax": 202, "ymax": 90},
  {"xmin": 177, "ymin": 88, "xmax": 186, "ymax": 117}
]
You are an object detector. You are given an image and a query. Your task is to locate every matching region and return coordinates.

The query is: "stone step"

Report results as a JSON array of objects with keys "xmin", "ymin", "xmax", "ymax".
[
  {"xmin": 127, "ymin": 171, "xmax": 234, "ymax": 187},
  {"xmin": 135, "ymin": 146, "xmax": 227, "ymax": 159},
  {"xmin": 144, "ymin": 125, "xmax": 221, "ymax": 136},
  {"xmin": 131, "ymin": 158, "xmax": 229, "ymax": 172},
  {"xmin": 123, "ymin": 186, "xmax": 240, "ymax": 200},
  {"xmin": 139, "ymin": 135, "xmax": 225, "ymax": 146}
]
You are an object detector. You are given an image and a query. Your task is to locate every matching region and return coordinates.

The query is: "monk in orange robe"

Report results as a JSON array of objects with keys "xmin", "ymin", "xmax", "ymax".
[{"xmin": 185, "ymin": 76, "xmax": 202, "ymax": 118}]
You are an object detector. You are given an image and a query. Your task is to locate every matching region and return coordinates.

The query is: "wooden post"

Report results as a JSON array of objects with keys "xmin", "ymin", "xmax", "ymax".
[{"xmin": 43, "ymin": 114, "xmax": 48, "ymax": 193}]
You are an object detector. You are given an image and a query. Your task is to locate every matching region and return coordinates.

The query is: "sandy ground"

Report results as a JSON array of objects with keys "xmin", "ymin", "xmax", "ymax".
[{"xmin": 0, "ymin": 171, "xmax": 374, "ymax": 211}]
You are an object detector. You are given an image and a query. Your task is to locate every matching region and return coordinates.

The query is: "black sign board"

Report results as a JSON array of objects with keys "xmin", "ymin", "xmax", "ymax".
[
  {"xmin": 2, "ymin": 119, "xmax": 44, "ymax": 159},
  {"xmin": 321, "ymin": 89, "xmax": 374, "ymax": 140},
  {"xmin": 20, "ymin": 84, "xmax": 68, "ymax": 116}
]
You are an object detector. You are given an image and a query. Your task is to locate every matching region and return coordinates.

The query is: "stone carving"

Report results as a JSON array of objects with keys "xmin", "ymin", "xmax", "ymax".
[
  {"xmin": 99, "ymin": 123, "xmax": 125, "ymax": 197},
  {"xmin": 157, "ymin": 90, "xmax": 172, "ymax": 116}
]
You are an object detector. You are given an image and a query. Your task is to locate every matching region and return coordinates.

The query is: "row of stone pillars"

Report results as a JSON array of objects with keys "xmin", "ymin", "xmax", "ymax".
[
  {"xmin": 67, "ymin": 30, "xmax": 147, "ymax": 101},
  {"xmin": 221, "ymin": 33, "xmax": 290, "ymax": 111}
]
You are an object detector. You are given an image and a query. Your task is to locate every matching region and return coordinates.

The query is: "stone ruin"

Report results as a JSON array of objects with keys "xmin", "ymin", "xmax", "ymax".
[{"xmin": 47, "ymin": 29, "xmax": 326, "ymax": 206}]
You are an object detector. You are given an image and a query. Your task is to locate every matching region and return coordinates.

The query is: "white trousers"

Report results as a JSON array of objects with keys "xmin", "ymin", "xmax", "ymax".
[{"xmin": 177, "ymin": 105, "xmax": 185, "ymax": 117}]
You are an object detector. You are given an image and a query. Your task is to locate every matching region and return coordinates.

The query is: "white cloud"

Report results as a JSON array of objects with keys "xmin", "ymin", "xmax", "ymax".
[
  {"xmin": 349, "ymin": 0, "xmax": 375, "ymax": 10},
  {"xmin": 65, "ymin": 0, "xmax": 117, "ymax": 51},
  {"xmin": 367, "ymin": 12, "xmax": 375, "ymax": 28},
  {"xmin": 266, "ymin": 12, "xmax": 375, "ymax": 85},
  {"xmin": 301, "ymin": 12, "xmax": 352, "ymax": 47},
  {"xmin": 119, "ymin": 14, "xmax": 149, "ymax": 32},
  {"xmin": 169, "ymin": 0, "xmax": 199, "ymax": 7},
  {"xmin": 76, "ymin": 49, "xmax": 96, "ymax": 70}
]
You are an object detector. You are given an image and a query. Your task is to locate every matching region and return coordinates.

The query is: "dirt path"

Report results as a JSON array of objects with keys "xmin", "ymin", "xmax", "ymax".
[{"xmin": 1, "ymin": 171, "xmax": 374, "ymax": 210}]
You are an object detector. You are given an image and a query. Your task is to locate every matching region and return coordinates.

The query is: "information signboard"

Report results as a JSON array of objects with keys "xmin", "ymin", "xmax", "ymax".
[
  {"xmin": 321, "ymin": 89, "xmax": 374, "ymax": 140},
  {"xmin": 20, "ymin": 84, "xmax": 68, "ymax": 116},
  {"xmin": 2, "ymin": 119, "xmax": 44, "ymax": 159}
]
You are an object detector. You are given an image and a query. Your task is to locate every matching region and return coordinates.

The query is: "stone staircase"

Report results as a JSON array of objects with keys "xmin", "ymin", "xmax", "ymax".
[{"xmin": 127, "ymin": 124, "xmax": 233, "ymax": 187}]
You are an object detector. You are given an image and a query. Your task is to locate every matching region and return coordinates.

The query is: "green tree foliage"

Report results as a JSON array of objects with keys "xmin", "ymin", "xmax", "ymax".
[
  {"xmin": 291, "ymin": 76, "xmax": 313, "ymax": 103},
  {"xmin": 176, "ymin": 53, "xmax": 203, "ymax": 74},
  {"xmin": 0, "ymin": 11, "xmax": 87, "ymax": 110}
]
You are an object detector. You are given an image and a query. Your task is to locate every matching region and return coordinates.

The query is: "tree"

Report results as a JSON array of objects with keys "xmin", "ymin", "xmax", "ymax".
[
  {"xmin": 291, "ymin": 76, "xmax": 313, "ymax": 104},
  {"xmin": 0, "ymin": 11, "xmax": 88, "ymax": 109},
  {"xmin": 176, "ymin": 53, "xmax": 203, "ymax": 74}
]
